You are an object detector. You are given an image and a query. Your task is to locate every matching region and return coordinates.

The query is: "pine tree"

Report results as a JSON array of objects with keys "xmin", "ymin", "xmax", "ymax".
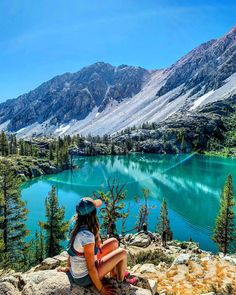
[
  {"xmin": 0, "ymin": 159, "xmax": 29, "ymax": 269},
  {"xmin": 62, "ymin": 142, "xmax": 70, "ymax": 167},
  {"xmin": 111, "ymin": 143, "xmax": 116, "ymax": 155},
  {"xmin": 136, "ymin": 189, "xmax": 150, "ymax": 232},
  {"xmin": 21, "ymin": 240, "xmax": 35, "ymax": 271},
  {"xmin": 12, "ymin": 135, "xmax": 17, "ymax": 154},
  {"xmin": 35, "ymin": 230, "xmax": 40, "ymax": 264},
  {"xmin": 40, "ymin": 186, "xmax": 69, "ymax": 257},
  {"xmin": 49, "ymin": 144, "xmax": 54, "ymax": 161},
  {"xmin": 39, "ymin": 227, "xmax": 45, "ymax": 262},
  {"xmin": 213, "ymin": 175, "xmax": 235, "ymax": 255},
  {"xmin": 157, "ymin": 198, "xmax": 173, "ymax": 246},
  {"xmin": 33, "ymin": 228, "xmax": 45, "ymax": 264},
  {"xmin": 0, "ymin": 211, "xmax": 5, "ymax": 269},
  {"xmin": 0, "ymin": 131, "xmax": 9, "ymax": 156},
  {"xmin": 19, "ymin": 140, "xmax": 25, "ymax": 155}
]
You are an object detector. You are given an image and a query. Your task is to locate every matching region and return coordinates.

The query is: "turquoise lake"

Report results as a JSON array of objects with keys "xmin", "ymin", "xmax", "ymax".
[{"xmin": 21, "ymin": 153, "xmax": 236, "ymax": 252}]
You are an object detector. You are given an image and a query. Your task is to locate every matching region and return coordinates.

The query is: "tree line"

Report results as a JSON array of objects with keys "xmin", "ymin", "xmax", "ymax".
[
  {"xmin": 0, "ymin": 131, "xmax": 71, "ymax": 169},
  {"xmin": 0, "ymin": 130, "xmax": 136, "ymax": 160}
]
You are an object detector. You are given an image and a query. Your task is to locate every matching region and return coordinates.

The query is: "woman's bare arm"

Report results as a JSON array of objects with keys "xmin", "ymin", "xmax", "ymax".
[{"xmin": 84, "ymin": 243, "xmax": 103, "ymax": 292}]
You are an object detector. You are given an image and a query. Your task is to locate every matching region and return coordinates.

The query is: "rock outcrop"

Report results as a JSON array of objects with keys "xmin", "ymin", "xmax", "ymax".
[
  {"xmin": 1, "ymin": 233, "xmax": 236, "ymax": 295},
  {"xmin": 0, "ymin": 270, "xmax": 152, "ymax": 295},
  {"xmin": 114, "ymin": 94, "xmax": 236, "ymax": 154}
]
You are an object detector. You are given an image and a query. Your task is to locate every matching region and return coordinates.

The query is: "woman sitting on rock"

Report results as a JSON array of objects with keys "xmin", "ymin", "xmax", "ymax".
[{"xmin": 59, "ymin": 197, "xmax": 132, "ymax": 294}]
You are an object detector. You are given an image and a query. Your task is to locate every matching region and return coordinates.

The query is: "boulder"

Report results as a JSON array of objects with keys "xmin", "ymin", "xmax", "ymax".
[
  {"xmin": 0, "ymin": 270, "xmax": 152, "ymax": 295},
  {"xmin": 132, "ymin": 264, "xmax": 141, "ymax": 273},
  {"xmin": 147, "ymin": 279, "xmax": 157, "ymax": 295},
  {"xmin": 52, "ymin": 252, "xmax": 68, "ymax": 263},
  {"xmin": 34, "ymin": 257, "xmax": 60, "ymax": 271},
  {"xmin": 128, "ymin": 233, "xmax": 151, "ymax": 248},
  {"xmin": 140, "ymin": 264, "xmax": 157, "ymax": 274},
  {"xmin": 0, "ymin": 281, "xmax": 21, "ymax": 295},
  {"xmin": 173, "ymin": 254, "xmax": 191, "ymax": 265},
  {"xmin": 223, "ymin": 255, "xmax": 236, "ymax": 265},
  {"xmin": 124, "ymin": 234, "xmax": 133, "ymax": 242}
]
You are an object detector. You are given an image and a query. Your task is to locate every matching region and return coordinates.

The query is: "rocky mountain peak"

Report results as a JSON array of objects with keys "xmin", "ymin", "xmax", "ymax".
[
  {"xmin": 224, "ymin": 24, "xmax": 236, "ymax": 37},
  {"xmin": 0, "ymin": 25, "xmax": 236, "ymax": 138},
  {"xmin": 156, "ymin": 25, "xmax": 236, "ymax": 98},
  {"xmin": 0, "ymin": 62, "xmax": 149, "ymax": 133}
]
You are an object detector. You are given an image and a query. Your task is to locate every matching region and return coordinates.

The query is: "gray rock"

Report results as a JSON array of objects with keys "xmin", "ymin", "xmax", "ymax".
[
  {"xmin": 34, "ymin": 258, "xmax": 60, "ymax": 271},
  {"xmin": 0, "ymin": 270, "xmax": 152, "ymax": 295},
  {"xmin": 0, "ymin": 281, "xmax": 21, "ymax": 295},
  {"xmin": 147, "ymin": 279, "xmax": 157, "ymax": 295},
  {"xmin": 128, "ymin": 233, "xmax": 151, "ymax": 248},
  {"xmin": 132, "ymin": 264, "xmax": 141, "ymax": 273},
  {"xmin": 140, "ymin": 264, "xmax": 157, "ymax": 274},
  {"xmin": 53, "ymin": 254, "xmax": 68, "ymax": 263},
  {"xmin": 173, "ymin": 254, "xmax": 191, "ymax": 265},
  {"xmin": 223, "ymin": 255, "xmax": 236, "ymax": 265}
]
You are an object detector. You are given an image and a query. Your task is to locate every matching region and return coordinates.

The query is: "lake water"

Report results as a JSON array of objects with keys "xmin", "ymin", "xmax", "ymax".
[{"xmin": 21, "ymin": 153, "xmax": 236, "ymax": 252}]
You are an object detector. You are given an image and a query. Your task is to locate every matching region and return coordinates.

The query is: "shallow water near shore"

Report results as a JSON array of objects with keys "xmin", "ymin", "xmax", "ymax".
[{"xmin": 21, "ymin": 153, "xmax": 236, "ymax": 252}]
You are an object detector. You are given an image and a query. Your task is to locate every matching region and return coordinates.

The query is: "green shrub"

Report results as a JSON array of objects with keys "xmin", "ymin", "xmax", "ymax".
[{"xmin": 128, "ymin": 249, "xmax": 174, "ymax": 267}]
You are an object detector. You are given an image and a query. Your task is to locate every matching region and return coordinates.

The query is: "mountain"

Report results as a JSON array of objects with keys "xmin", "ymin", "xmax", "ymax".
[{"xmin": 1, "ymin": 26, "xmax": 236, "ymax": 138}]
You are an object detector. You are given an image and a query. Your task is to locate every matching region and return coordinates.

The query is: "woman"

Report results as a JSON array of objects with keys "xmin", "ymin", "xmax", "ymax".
[{"xmin": 59, "ymin": 197, "xmax": 130, "ymax": 294}]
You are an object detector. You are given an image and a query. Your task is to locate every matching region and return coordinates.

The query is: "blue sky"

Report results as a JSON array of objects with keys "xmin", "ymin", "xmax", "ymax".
[{"xmin": 0, "ymin": 0, "xmax": 236, "ymax": 102}]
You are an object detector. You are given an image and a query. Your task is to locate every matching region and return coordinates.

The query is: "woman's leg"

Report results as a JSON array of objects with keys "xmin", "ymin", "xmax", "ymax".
[
  {"xmin": 97, "ymin": 238, "xmax": 119, "ymax": 259},
  {"xmin": 97, "ymin": 238, "xmax": 119, "ymax": 278},
  {"xmin": 96, "ymin": 248, "xmax": 127, "ymax": 281}
]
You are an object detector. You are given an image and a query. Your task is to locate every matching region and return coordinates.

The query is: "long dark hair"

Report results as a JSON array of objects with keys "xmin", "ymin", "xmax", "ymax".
[{"xmin": 70, "ymin": 209, "xmax": 100, "ymax": 247}]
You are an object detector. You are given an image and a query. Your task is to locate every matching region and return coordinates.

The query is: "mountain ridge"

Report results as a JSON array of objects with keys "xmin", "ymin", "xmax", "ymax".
[{"xmin": 1, "ymin": 26, "xmax": 236, "ymax": 138}]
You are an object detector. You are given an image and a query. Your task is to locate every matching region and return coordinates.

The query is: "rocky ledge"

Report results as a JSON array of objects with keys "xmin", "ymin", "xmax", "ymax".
[
  {"xmin": 1, "ymin": 232, "xmax": 236, "ymax": 295},
  {"xmin": 0, "ymin": 270, "xmax": 153, "ymax": 295},
  {"xmin": 0, "ymin": 250, "xmax": 154, "ymax": 295}
]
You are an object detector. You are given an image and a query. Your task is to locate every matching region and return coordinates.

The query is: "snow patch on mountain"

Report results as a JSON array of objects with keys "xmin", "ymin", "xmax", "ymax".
[
  {"xmin": 0, "ymin": 120, "xmax": 10, "ymax": 131},
  {"xmin": 190, "ymin": 90, "xmax": 215, "ymax": 110},
  {"xmin": 55, "ymin": 124, "xmax": 71, "ymax": 136}
]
